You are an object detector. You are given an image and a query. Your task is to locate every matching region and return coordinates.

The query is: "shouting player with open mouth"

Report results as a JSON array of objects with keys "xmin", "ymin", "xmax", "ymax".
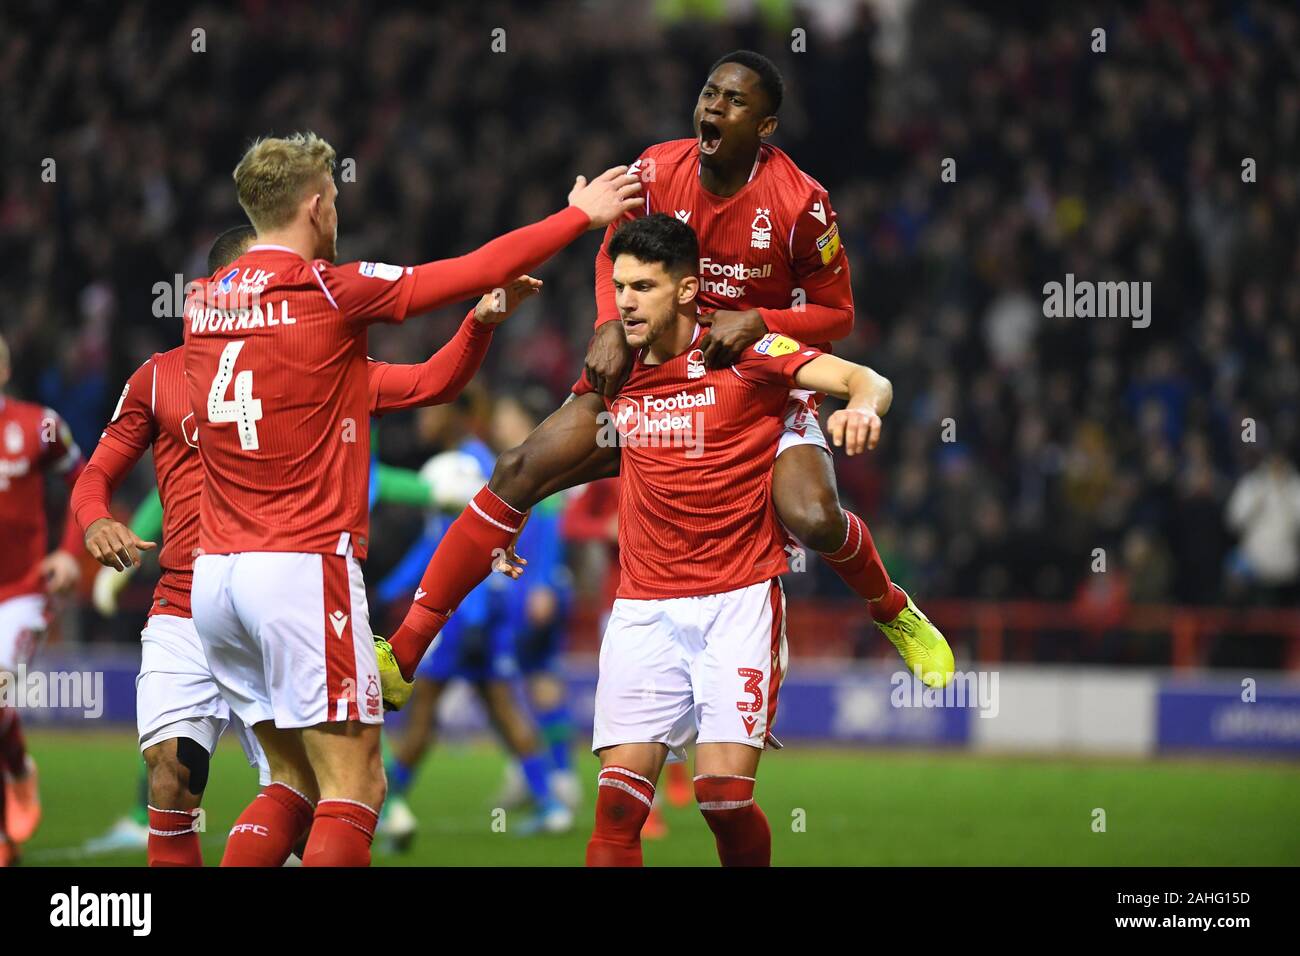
[{"xmin": 385, "ymin": 50, "xmax": 954, "ymax": 706}]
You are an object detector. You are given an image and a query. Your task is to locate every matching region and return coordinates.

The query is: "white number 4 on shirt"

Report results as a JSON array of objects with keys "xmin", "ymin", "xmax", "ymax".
[{"xmin": 207, "ymin": 340, "xmax": 263, "ymax": 451}]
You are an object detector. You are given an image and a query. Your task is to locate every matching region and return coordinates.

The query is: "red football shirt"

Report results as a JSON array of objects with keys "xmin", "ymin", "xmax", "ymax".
[
  {"xmin": 83, "ymin": 309, "xmax": 493, "ymax": 614},
  {"xmin": 577, "ymin": 328, "xmax": 822, "ymax": 599},
  {"xmin": 594, "ymin": 139, "xmax": 853, "ymax": 347},
  {"xmin": 183, "ymin": 246, "xmax": 422, "ymax": 559},
  {"xmin": 95, "ymin": 349, "xmax": 201, "ymax": 616},
  {"xmin": 0, "ymin": 396, "xmax": 82, "ymax": 601}
]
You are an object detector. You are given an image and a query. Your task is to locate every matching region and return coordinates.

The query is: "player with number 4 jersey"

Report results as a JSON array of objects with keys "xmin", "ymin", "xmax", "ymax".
[
  {"xmin": 73, "ymin": 223, "xmax": 542, "ymax": 866},
  {"xmin": 181, "ymin": 132, "xmax": 640, "ymax": 868}
]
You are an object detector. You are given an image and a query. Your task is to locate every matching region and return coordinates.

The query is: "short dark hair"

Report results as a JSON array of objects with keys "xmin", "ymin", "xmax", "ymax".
[
  {"xmin": 207, "ymin": 224, "xmax": 256, "ymax": 274},
  {"xmin": 608, "ymin": 214, "xmax": 699, "ymax": 278},
  {"xmin": 709, "ymin": 49, "xmax": 784, "ymax": 115}
]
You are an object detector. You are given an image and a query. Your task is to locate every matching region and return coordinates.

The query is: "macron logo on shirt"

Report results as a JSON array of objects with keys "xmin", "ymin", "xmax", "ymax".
[{"xmin": 329, "ymin": 610, "xmax": 348, "ymax": 638}]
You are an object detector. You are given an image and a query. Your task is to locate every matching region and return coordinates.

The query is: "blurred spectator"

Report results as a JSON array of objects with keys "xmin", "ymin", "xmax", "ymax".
[
  {"xmin": 1226, "ymin": 451, "xmax": 1300, "ymax": 604},
  {"xmin": 1, "ymin": 0, "xmax": 1297, "ymax": 654}
]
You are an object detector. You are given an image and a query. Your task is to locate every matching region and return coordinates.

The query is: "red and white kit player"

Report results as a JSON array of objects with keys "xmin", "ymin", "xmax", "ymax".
[
  {"xmin": 385, "ymin": 52, "xmax": 952, "ymax": 696},
  {"xmin": 72, "ymin": 225, "xmax": 543, "ymax": 866},
  {"xmin": 181, "ymin": 133, "xmax": 639, "ymax": 867},
  {"xmin": 548, "ymin": 215, "xmax": 893, "ymax": 867},
  {"xmin": 0, "ymin": 334, "xmax": 84, "ymax": 865}
]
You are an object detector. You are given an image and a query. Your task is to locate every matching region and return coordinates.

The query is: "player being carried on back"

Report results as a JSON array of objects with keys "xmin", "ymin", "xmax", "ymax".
[
  {"xmin": 71, "ymin": 223, "xmax": 543, "ymax": 866},
  {"xmin": 562, "ymin": 214, "xmax": 894, "ymax": 865},
  {"xmin": 385, "ymin": 51, "xmax": 953, "ymax": 697}
]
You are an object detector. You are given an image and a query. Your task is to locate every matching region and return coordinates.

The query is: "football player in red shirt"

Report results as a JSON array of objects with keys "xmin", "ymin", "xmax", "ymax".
[
  {"xmin": 574, "ymin": 214, "xmax": 893, "ymax": 865},
  {"xmin": 179, "ymin": 133, "xmax": 637, "ymax": 867},
  {"xmin": 388, "ymin": 52, "xmax": 953, "ymax": 692},
  {"xmin": 72, "ymin": 224, "xmax": 542, "ymax": 865},
  {"xmin": 0, "ymin": 333, "xmax": 83, "ymax": 866}
]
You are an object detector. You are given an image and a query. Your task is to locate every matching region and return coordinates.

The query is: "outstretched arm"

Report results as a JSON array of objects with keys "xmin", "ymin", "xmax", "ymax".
[
  {"xmin": 331, "ymin": 169, "xmax": 641, "ymax": 325},
  {"xmin": 368, "ymin": 277, "xmax": 542, "ymax": 416},
  {"xmin": 794, "ymin": 354, "xmax": 892, "ymax": 456}
]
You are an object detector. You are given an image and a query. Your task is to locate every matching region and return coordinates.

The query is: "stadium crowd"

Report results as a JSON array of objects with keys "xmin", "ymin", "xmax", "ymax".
[{"xmin": 2, "ymin": 0, "xmax": 1297, "ymax": 653}]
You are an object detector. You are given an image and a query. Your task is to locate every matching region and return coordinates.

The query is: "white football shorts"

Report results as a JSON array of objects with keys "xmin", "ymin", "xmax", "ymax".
[
  {"xmin": 137, "ymin": 613, "xmax": 269, "ymax": 786},
  {"xmin": 592, "ymin": 578, "xmax": 788, "ymax": 762},
  {"xmin": 0, "ymin": 593, "xmax": 46, "ymax": 673},
  {"xmin": 191, "ymin": 551, "xmax": 383, "ymax": 731},
  {"xmin": 776, "ymin": 388, "xmax": 828, "ymax": 457}
]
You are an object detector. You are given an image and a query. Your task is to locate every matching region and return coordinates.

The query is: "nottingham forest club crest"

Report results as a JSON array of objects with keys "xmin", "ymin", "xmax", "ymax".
[
  {"xmin": 4, "ymin": 421, "xmax": 22, "ymax": 455},
  {"xmin": 686, "ymin": 348, "xmax": 706, "ymax": 380},
  {"xmin": 750, "ymin": 208, "xmax": 773, "ymax": 249},
  {"xmin": 365, "ymin": 676, "xmax": 381, "ymax": 717}
]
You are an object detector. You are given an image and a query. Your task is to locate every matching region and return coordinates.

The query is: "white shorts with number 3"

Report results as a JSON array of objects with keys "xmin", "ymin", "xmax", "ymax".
[{"xmin": 592, "ymin": 578, "xmax": 787, "ymax": 762}]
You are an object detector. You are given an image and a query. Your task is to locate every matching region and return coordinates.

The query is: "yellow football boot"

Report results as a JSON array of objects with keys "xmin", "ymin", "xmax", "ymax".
[
  {"xmin": 373, "ymin": 636, "xmax": 414, "ymax": 711},
  {"xmin": 875, "ymin": 589, "xmax": 955, "ymax": 688}
]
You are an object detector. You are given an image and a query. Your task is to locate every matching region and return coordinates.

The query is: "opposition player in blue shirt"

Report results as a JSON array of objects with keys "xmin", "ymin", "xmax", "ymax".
[{"xmin": 377, "ymin": 396, "xmax": 572, "ymax": 845}]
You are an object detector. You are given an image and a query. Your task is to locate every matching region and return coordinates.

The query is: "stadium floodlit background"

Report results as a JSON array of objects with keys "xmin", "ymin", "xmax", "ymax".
[{"xmin": 3, "ymin": 0, "xmax": 1299, "ymax": 866}]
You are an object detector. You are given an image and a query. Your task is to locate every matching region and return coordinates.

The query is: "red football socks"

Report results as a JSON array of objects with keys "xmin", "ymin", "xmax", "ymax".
[
  {"xmin": 586, "ymin": 766, "xmax": 655, "ymax": 867},
  {"xmin": 390, "ymin": 487, "xmax": 527, "ymax": 680},
  {"xmin": 147, "ymin": 806, "xmax": 203, "ymax": 867},
  {"xmin": 301, "ymin": 799, "xmax": 379, "ymax": 867},
  {"xmin": 817, "ymin": 510, "xmax": 906, "ymax": 622},
  {"xmin": 221, "ymin": 783, "xmax": 315, "ymax": 867},
  {"xmin": 694, "ymin": 774, "xmax": 771, "ymax": 867}
]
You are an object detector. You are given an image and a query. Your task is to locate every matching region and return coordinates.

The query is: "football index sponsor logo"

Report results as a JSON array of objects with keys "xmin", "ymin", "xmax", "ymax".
[
  {"xmin": 699, "ymin": 257, "xmax": 772, "ymax": 300},
  {"xmin": 598, "ymin": 387, "xmax": 714, "ymax": 459},
  {"xmin": 50, "ymin": 886, "xmax": 152, "ymax": 936}
]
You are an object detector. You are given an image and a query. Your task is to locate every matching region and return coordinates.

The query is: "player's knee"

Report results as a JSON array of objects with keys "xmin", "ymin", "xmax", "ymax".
[
  {"xmin": 487, "ymin": 444, "xmax": 539, "ymax": 507},
  {"xmin": 778, "ymin": 492, "xmax": 846, "ymax": 552},
  {"xmin": 144, "ymin": 738, "xmax": 208, "ymax": 805},
  {"xmin": 353, "ymin": 737, "xmax": 388, "ymax": 809},
  {"xmin": 175, "ymin": 736, "xmax": 211, "ymax": 795}
]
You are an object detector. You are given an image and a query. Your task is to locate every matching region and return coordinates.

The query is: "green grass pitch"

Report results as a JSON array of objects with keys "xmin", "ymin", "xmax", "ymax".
[{"xmin": 18, "ymin": 729, "xmax": 1300, "ymax": 866}]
